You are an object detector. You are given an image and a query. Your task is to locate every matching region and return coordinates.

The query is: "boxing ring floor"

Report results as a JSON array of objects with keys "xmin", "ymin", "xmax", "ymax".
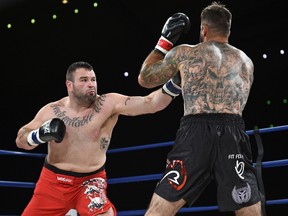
[{"xmin": 0, "ymin": 125, "xmax": 287, "ymax": 215}]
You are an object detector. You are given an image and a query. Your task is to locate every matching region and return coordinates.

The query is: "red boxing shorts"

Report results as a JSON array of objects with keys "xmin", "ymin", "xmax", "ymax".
[{"xmin": 22, "ymin": 158, "xmax": 116, "ymax": 216}]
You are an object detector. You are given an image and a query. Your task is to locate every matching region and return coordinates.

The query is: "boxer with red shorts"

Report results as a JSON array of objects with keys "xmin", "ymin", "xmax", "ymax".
[
  {"xmin": 22, "ymin": 159, "xmax": 116, "ymax": 216},
  {"xmin": 15, "ymin": 61, "xmax": 180, "ymax": 215}
]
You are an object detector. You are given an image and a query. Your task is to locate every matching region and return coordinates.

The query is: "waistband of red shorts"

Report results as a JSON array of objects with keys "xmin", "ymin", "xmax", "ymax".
[{"xmin": 44, "ymin": 157, "xmax": 105, "ymax": 177}]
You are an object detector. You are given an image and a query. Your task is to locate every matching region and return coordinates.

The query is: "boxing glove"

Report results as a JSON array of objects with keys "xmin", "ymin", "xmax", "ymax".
[
  {"xmin": 155, "ymin": 13, "xmax": 190, "ymax": 55},
  {"xmin": 162, "ymin": 73, "xmax": 182, "ymax": 99},
  {"xmin": 27, "ymin": 118, "xmax": 66, "ymax": 146}
]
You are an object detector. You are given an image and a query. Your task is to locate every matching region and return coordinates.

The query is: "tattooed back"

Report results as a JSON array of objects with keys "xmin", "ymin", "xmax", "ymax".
[{"xmin": 174, "ymin": 41, "xmax": 254, "ymax": 116}]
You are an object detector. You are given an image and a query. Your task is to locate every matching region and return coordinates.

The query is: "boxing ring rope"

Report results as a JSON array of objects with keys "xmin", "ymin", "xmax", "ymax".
[{"xmin": 1, "ymin": 125, "xmax": 288, "ymax": 215}]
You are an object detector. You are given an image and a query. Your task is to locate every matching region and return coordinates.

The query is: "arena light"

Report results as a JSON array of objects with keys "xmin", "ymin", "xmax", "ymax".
[
  {"xmin": 266, "ymin": 100, "xmax": 271, "ymax": 105},
  {"xmin": 124, "ymin": 72, "xmax": 129, "ymax": 77}
]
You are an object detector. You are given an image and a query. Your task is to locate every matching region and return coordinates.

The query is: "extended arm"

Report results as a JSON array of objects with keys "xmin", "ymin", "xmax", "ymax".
[{"xmin": 115, "ymin": 77, "xmax": 182, "ymax": 116}]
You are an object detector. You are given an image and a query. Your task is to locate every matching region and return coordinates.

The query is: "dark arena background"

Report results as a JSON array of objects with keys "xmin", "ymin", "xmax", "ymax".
[{"xmin": 0, "ymin": 0, "xmax": 287, "ymax": 215}]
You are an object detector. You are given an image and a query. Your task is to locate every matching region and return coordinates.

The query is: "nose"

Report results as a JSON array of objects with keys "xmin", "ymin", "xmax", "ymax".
[{"xmin": 88, "ymin": 80, "xmax": 96, "ymax": 86}]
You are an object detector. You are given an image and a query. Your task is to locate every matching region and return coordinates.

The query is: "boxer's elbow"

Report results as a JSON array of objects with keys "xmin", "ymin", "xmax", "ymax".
[
  {"xmin": 138, "ymin": 75, "xmax": 157, "ymax": 89},
  {"xmin": 15, "ymin": 137, "xmax": 25, "ymax": 149},
  {"xmin": 15, "ymin": 135, "xmax": 34, "ymax": 150}
]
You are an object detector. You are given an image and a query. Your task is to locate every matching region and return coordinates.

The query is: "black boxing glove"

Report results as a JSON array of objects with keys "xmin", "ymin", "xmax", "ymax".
[
  {"xmin": 27, "ymin": 118, "xmax": 66, "ymax": 146},
  {"xmin": 162, "ymin": 73, "xmax": 182, "ymax": 99},
  {"xmin": 155, "ymin": 13, "xmax": 190, "ymax": 55}
]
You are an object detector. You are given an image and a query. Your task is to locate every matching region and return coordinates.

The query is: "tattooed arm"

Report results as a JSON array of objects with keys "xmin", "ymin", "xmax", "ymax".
[
  {"xmin": 15, "ymin": 127, "xmax": 36, "ymax": 150},
  {"xmin": 138, "ymin": 46, "xmax": 183, "ymax": 89},
  {"xmin": 109, "ymin": 87, "xmax": 174, "ymax": 117}
]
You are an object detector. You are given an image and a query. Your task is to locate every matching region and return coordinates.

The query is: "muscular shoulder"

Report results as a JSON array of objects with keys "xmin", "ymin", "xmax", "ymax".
[
  {"xmin": 35, "ymin": 97, "xmax": 66, "ymax": 116},
  {"xmin": 199, "ymin": 42, "xmax": 253, "ymax": 67},
  {"xmin": 95, "ymin": 92, "xmax": 126, "ymax": 108},
  {"xmin": 103, "ymin": 93, "xmax": 128, "ymax": 106},
  {"xmin": 44, "ymin": 97, "xmax": 67, "ymax": 110},
  {"xmin": 235, "ymin": 46, "xmax": 253, "ymax": 68},
  {"xmin": 29, "ymin": 97, "xmax": 66, "ymax": 124},
  {"xmin": 167, "ymin": 44, "xmax": 200, "ymax": 64},
  {"xmin": 227, "ymin": 43, "xmax": 252, "ymax": 60},
  {"xmin": 226, "ymin": 44, "xmax": 254, "ymax": 73},
  {"xmin": 103, "ymin": 92, "xmax": 136, "ymax": 115},
  {"xmin": 170, "ymin": 44, "xmax": 198, "ymax": 55}
]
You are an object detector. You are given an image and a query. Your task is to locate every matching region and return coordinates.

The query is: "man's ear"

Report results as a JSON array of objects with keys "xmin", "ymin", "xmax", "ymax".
[{"xmin": 201, "ymin": 24, "xmax": 208, "ymax": 37}]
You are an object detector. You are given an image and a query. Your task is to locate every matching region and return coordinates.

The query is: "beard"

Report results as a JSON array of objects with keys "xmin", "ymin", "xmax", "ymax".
[
  {"xmin": 73, "ymin": 88, "xmax": 96, "ymax": 106},
  {"xmin": 84, "ymin": 93, "xmax": 97, "ymax": 103}
]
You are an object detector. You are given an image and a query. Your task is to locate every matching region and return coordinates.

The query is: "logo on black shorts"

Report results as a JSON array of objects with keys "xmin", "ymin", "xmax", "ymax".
[
  {"xmin": 231, "ymin": 182, "xmax": 251, "ymax": 204},
  {"xmin": 159, "ymin": 160, "xmax": 187, "ymax": 190}
]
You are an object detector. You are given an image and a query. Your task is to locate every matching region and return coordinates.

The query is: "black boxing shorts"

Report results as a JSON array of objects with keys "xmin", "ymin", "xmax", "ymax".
[{"xmin": 154, "ymin": 113, "xmax": 261, "ymax": 212}]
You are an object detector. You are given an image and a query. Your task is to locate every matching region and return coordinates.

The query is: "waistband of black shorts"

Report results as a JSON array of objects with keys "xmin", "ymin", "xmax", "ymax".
[
  {"xmin": 181, "ymin": 113, "xmax": 245, "ymax": 129},
  {"xmin": 44, "ymin": 157, "xmax": 105, "ymax": 177}
]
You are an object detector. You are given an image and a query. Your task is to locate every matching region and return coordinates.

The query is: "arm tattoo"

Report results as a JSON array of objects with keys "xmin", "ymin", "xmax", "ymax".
[
  {"xmin": 20, "ymin": 127, "xmax": 31, "ymax": 139},
  {"xmin": 124, "ymin": 97, "xmax": 131, "ymax": 105},
  {"xmin": 100, "ymin": 137, "xmax": 110, "ymax": 150},
  {"xmin": 142, "ymin": 49, "xmax": 181, "ymax": 85}
]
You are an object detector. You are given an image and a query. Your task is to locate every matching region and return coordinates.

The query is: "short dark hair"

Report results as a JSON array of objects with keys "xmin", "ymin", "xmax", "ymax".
[
  {"xmin": 200, "ymin": 1, "xmax": 232, "ymax": 36},
  {"xmin": 66, "ymin": 61, "xmax": 93, "ymax": 81}
]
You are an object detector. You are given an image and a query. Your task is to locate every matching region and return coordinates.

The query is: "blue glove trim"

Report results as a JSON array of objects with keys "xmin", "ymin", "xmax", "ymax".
[
  {"xmin": 27, "ymin": 130, "xmax": 45, "ymax": 146},
  {"xmin": 162, "ymin": 79, "xmax": 181, "ymax": 98}
]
